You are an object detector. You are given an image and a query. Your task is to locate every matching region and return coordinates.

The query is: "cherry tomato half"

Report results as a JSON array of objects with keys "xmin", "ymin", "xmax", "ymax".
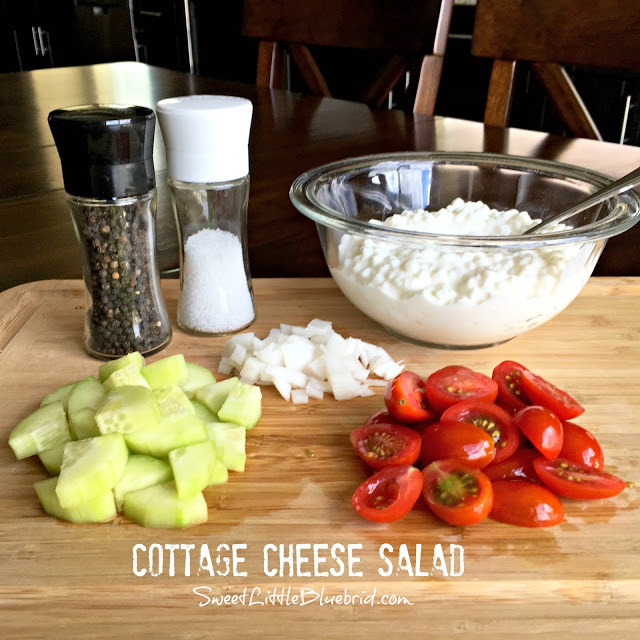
[
  {"xmin": 352, "ymin": 465, "xmax": 423, "ymax": 523},
  {"xmin": 514, "ymin": 405, "xmax": 563, "ymax": 460},
  {"xmin": 484, "ymin": 449, "xmax": 540, "ymax": 484},
  {"xmin": 490, "ymin": 480, "xmax": 565, "ymax": 528},
  {"xmin": 422, "ymin": 458, "xmax": 493, "ymax": 526},
  {"xmin": 363, "ymin": 409, "xmax": 395, "ymax": 425},
  {"xmin": 559, "ymin": 421, "xmax": 604, "ymax": 470},
  {"xmin": 384, "ymin": 371, "xmax": 435, "ymax": 424},
  {"xmin": 533, "ymin": 457, "xmax": 626, "ymax": 500},
  {"xmin": 350, "ymin": 423, "xmax": 422, "ymax": 470},
  {"xmin": 420, "ymin": 421, "xmax": 495, "ymax": 469},
  {"xmin": 520, "ymin": 369, "xmax": 584, "ymax": 421},
  {"xmin": 441, "ymin": 400, "xmax": 519, "ymax": 464},
  {"xmin": 425, "ymin": 366, "xmax": 498, "ymax": 414},
  {"xmin": 492, "ymin": 360, "xmax": 531, "ymax": 411}
]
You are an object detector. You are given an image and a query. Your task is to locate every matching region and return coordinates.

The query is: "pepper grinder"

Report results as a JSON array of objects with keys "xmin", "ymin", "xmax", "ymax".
[
  {"xmin": 48, "ymin": 104, "xmax": 172, "ymax": 359},
  {"xmin": 156, "ymin": 95, "xmax": 256, "ymax": 336}
]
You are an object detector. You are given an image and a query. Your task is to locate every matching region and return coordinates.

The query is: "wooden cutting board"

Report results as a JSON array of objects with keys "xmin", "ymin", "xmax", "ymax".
[{"xmin": 1, "ymin": 278, "xmax": 639, "ymax": 639}]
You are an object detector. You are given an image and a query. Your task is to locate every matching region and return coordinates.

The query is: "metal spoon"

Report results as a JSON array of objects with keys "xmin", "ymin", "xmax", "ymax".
[{"xmin": 524, "ymin": 165, "xmax": 640, "ymax": 234}]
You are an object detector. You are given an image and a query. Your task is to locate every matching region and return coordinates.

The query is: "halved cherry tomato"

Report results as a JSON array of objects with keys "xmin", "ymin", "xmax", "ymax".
[
  {"xmin": 363, "ymin": 409, "xmax": 395, "ymax": 425},
  {"xmin": 490, "ymin": 480, "xmax": 565, "ymax": 528},
  {"xmin": 425, "ymin": 366, "xmax": 498, "ymax": 413},
  {"xmin": 350, "ymin": 423, "xmax": 422, "ymax": 470},
  {"xmin": 484, "ymin": 449, "xmax": 540, "ymax": 484},
  {"xmin": 492, "ymin": 360, "xmax": 531, "ymax": 411},
  {"xmin": 441, "ymin": 400, "xmax": 519, "ymax": 463},
  {"xmin": 384, "ymin": 371, "xmax": 435, "ymax": 424},
  {"xmin": 352, "ymin": 465, "xmax": 423, "ymax": 523},
  {"xmin": 513, "ymin": 406, "xmax": 563, "ymax": 460},
  {"xmin": 520, "ymin": 369, "xmax": 584, "ymax": 421},
  {"xmin": 559, "ymin": 421, "xmax": 604, "ymax": 470},
  {"xmin": 422, "ymin": 458, "xmax": 493, "ymax": 526},
  {"xmin": 420, "ymin": 420, "xmax": 495, "ymax": 469},
  {"xmin": 533, "ymin": 457, "xmax": 626, "ymax": 500}
]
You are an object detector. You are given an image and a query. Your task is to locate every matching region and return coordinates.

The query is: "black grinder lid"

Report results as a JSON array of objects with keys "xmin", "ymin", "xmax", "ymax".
[{"xmin": 48, "ymin": 104, "xmax": 156, "ymax": 199}]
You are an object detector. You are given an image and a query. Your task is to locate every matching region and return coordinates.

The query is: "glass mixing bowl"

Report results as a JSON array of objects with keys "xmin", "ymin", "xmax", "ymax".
[{"xmin": 290, "ymin": 152, "xmax": 640, "ymax": 349}]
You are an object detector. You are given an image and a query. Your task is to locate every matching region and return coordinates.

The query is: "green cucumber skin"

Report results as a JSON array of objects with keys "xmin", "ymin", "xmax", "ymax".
[
  {"xmin": 38, "ymin": 438, "xmax": 72, "ymax": 476},
  {"xmin": 217, "ymin": 383, "xmax": 262, "ymax": 430},
  {"xmin": 67, "ymin": 377, "xmax": 106, "ymax": 417},
  {"xmin": 40, "ymin": 382, "xmax": 76, "ymax": 413},
  {"xmin": 113, "ymin": 455, "xmax": 173, "ymax": 511},
  {"xmin": 181, "ymin": 362, "xmax": 216, "ymax": 399},
  {"xmin": 124, "ymin": 415, "xmax": 208, "ymax": 458},
  {"xmin": 141, "ymin": 354, "xmax": 188, "ymax": 391},
  {"xmin": 169, "ymin": 441, "xmax": 217, "ymax": 500},
  {"xmin": 9, "ymin": 401, "xmax": 71, "ymax": 460},
  {"xmin": 35, "ymin": 477, "xmax": 117, "ymax": 523},
  {"xmin": 98, "ymin": 352, "xmax": 145, "ymax": 383},
  {"xmin": 69, "ymin": 408, "xmax": 101, "ymax": 440}
]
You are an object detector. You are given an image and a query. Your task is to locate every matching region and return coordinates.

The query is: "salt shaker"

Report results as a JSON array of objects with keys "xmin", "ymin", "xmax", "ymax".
[
  {"xmin": 156, "ymin": 95, "xmax": 256, "ymax": 336},
  {"xmin": 48, "ymin": 104, "xmax": 172, "ymax": 359}
]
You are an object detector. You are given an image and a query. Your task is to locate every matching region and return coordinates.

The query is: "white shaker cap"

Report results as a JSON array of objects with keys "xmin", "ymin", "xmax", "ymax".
[{"xmin": 156, "ymin": 95, "xmax": 253, "ymax": 183}]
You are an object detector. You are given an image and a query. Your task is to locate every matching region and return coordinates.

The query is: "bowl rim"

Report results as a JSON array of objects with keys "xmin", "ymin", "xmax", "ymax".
[{"xmin": 289, "ymin": 151, "xmax": 640, "ymax": 248}]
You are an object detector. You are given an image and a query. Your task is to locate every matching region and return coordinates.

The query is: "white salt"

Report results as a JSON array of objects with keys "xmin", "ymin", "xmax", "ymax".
[{"xmin": 179, "ymin": 228, "xmax": 255, "ymax": 333}]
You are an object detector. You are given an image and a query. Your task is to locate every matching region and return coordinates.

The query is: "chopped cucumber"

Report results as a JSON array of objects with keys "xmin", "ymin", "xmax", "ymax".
[
  {"xmin": 181, "ymin": 362, "xmax": 216, "ymax": 399},
  {"xmin": 141, "ymin": 354, "xmax": 188, "ymax": 390},
  {"xmin": 103, "ymin": 363, "xmax": 151, "ymax": 390},
  {"xmin": 98, "ymin": 352, "xmax": 145, "ymax": 383},
  {"xmin": 123, "ymin": 482, "xmax": 208, "ymax": 528},
  {"xmin": 218, "ymin": 382, "xmax": 262, "ymax": 429},
  {"xmin": 191, "ymin": 400, "xmax": 217, "ymax": 424},
  {"xmin": 69, "ymin": 408, "xmax": 101, "ymax": 440},
  {"xmin": 56, "ymin": 434, "xmax": 129, "ymax": 508},
  {"xmin": 154, "ymin": 385, "xmax": 195, "ymax": 418},
  {"xmin": 40, "ymin": 381, "xmax": 76, "ymax": 413},
  {"xmin": 35, "ymin": 477, "xmax": 117, "ymax": 523},
  {"xmin": 206, "ymin": 422, "xmax": 247, "ymax": 472},
  {"xmin": 113, "ymin": 455, "xmax": 173, "ymax": 511},
  {"xmin": 124, "ymin": 414, "xmax": 208, "ymax": 458},
  {"xmin": 208, "ymin": 456, "xmax": 229, "ymax": 486},
  {"xmin": 169, "ymin": 441, "xmax": 217, "ymax": 499},
  {"xmin": 38, "ymin": 431, "xmax": 73, "ymax": 475},
  {"xmin": 95, "ymin": 386, "xmax": 161, "ymax": 435},
  {"xmin": 9, "ymin": 401, "xmax": 71, "ymax": 460},
  {"xmin": 67, "ymin": 377, "xmax": 106, "ymax": 417},
  {"xmin": 196, "ymin": 377, "xmax": 239, "ymax": 415}
]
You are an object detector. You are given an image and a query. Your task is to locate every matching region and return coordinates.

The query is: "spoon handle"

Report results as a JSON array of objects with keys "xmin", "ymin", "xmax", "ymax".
[{"xmin": 524, "ymin": 165, "xmax": 640, "ymax": 234}]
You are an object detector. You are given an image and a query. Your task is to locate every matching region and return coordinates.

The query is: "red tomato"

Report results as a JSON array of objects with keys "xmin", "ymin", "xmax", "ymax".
[
  {"xmin": 350, "ymin": 423, "xmax": 422, "ymax": 470},
  {"xmin": 425, "ymin": 366, "xmax": 498, "ymax": 413},
  {"xmin": 441, "ymin": 400, "xmax": 519, "ymax": 463},
  {"xmin": 559, "ymin": 421, "xmax": 604, "ymax": 470},
  {"xmin": 384, "ymin": 371, "xmax": 435, "ymax": 423},
  {"xmin": 484, "ymin": 449, "xmax": 540, "ymax": 484},
  {"xmin": 533, "ymin": 457, "xmax": 626, "ymax": 500},
  {"xmin": 520, "ymin": 369, "xmax": 584, "ymax": 421},
  {"xmin": 352, "ymin": 465, "xmax": 423, "ymax": 523},
  {"xmin": 514, "ymin": 406, "xmax": 563, "ymax": 460},
  {"xmin": 490, "ymin": 480, "xmax": 565, "ymax": 528},
  {"xmin": 422, "ymin": 458, "xmax": 493, "ymax": 526},
  {"xmin": 420, "ymin": 420, "xmax": 495, "ymax": 469},
  {"xmin": 363, "ymin": 409, "xmax": 395, "ymax": 425},
  {"xmin": 492, "ymin": 360, "xmax": 531, "ymax": 411}
]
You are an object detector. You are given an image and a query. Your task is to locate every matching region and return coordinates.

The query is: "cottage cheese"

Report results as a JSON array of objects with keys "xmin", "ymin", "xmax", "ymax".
[{"xmin": 331, "ymin": 199, "xmax": 594, "ymax": 346}]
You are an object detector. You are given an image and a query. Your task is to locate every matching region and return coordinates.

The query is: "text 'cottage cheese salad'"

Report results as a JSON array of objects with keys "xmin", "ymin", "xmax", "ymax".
[{"xmin": 331, "ymin": 198, "xmax": 594, "ymax": 346}]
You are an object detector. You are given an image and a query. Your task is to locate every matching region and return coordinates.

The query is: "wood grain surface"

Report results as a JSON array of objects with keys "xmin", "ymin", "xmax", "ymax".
[{"xmin": 1, "ymin": 277, "xmax": 639, "ymax": 639}]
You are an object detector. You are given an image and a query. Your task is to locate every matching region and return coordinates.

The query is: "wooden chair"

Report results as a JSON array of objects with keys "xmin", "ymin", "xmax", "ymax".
[
  {"xmin": 241, "ymin": 0, "xmax": 454, "ymax": 116},
  {"xmin": 471, "ymin": 0, "xmax": 640, "ymax": 140}
]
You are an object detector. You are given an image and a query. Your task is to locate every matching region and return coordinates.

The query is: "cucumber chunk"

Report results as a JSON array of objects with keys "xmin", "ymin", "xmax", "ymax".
[
  {"xmin": 124, "ymin": 414, "xmax": 208, "ymax": 458},
  {"xmin": 196, "ymin": 377, "xmax": 239, "ymax": 415},
  {"xmin": 95, "ymin": 386, "xmax": 161, "ymax": 435},
  {"xmin": 113, "ymin": 455, "xmax": 173, "ymax": 511},
  {"xmin": 191, "ymin": 400, "xmax": 217, "ymax": 424},
  {"xmin": 181, "ymin": 362, "xmax": 216, "ymax": 399},
  {"xmin": 35, "ymin": 477, "xmax": 117, "ymax": 524},
  {"xmin": 98, "ymin": 352, "xmax": 145, "ymax": 383},
  {"xmin": 103, "ymin": 363, "xmax": 151, "ymax": 390},
  {"xmin": 40, "ymin": 382, "xmax": 76, "ymax": 413},
  {"xmin": 56, "ymin": 434, "xmax": 129, "ymax": 508},
  {"xmin": 141, "ymin": 354, "xmax": 188, "ymax": 390},
  {"xmin": 206, "ymin": 422, "xmax": 247, "ymax": 472},
  {"xmin": 38, "ymin": 432, "xmax": 73, "ymax": 475},
  {"xmin": 123, "ymin": 482, "xmax": 208, "ymax": 528},
  {"xmin": 68, "ymin": 377, "xmax": 107, "ymax": 417},
  {"xmin": 217, "ymin": 382, "xmax": 262, "ymax": 430},
  {"xmin": 208, "ymin": 456, "xmax": 229, "ymax": 486},
  {"xmin": 9, "ymin": 401, "xmax": 71, "ymax": 460},
  {"xmin": 169, "ymin": 441, "xmax": 217, "ymax": 499},
  {"xmin": 69, "ymin": 408, "xmax": 101, "ymax": 440},
  {"xmin": 154, "ymin": 385, "xmax": 195, "ymax": 418}
]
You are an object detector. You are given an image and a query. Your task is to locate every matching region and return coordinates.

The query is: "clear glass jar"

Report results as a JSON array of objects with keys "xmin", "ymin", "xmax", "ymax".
[
  {"xmin": 68, "ymin": 190, "xmax": 172, "ymax": 358},
  {"xmin": 170, "ymin": 175, "xmax": 256, "ymax": 336}
]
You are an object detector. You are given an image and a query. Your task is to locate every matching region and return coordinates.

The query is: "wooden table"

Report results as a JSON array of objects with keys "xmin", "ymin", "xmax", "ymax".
[
  {"xmin": 1, "ymin": 277, "xmax": 639, "ymax": 639},
  {"xmin": 1, "ymin": 62, "xmax": 640, "ymax": 294}
]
